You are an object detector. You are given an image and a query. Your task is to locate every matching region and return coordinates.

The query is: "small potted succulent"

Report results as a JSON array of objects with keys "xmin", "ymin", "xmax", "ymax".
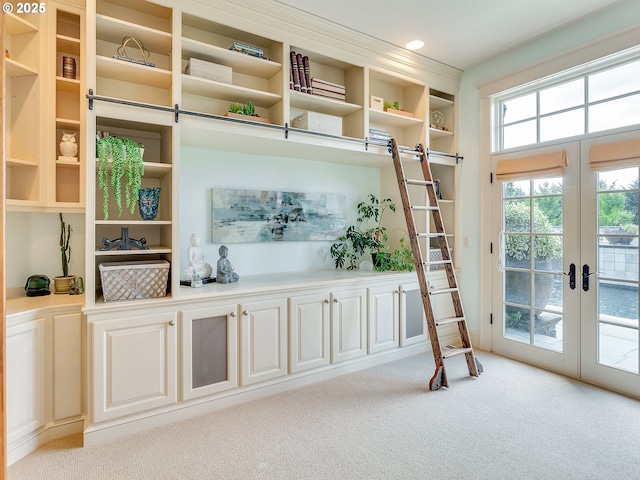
[{"xmin": 226, "ymin": 101, "xmax": 271, "ymax": 124}]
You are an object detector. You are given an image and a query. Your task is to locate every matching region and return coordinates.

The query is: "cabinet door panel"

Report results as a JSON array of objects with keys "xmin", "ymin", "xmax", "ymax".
[
  {"xmin": 240, "ymin": 298, "xmax": 287, "ymax": 385},
  {"xmin": 181, "ymin": 305, "xmax": 238, "ymax": 400},
  {"xmin": 7, "ymin": 318, "xmax": 45, "ymax": 443},
  {"xmin": 92, "ymin": 312, "xmax": 177, "ymax": 423},
  {"xmin": 368, "ymin": 286, "xmax": 399, "ymax": 353},
  {"xmin": 289, "ymin": 293, "xmax": 330, "ymax": 373},
  {"xmin": 400, "ymin": 282, "xmax": 427, "ymax": 346},
  {"xmin": 331, "ymin": 289, "xmax": 366, "ymax": 363},
  {"xmin": 52, "ymin": 312, "xmax": 83, "ymax": 421}
]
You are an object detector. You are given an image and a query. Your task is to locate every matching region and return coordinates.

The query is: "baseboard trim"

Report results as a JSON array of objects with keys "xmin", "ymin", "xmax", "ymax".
[{"xmin": 8, "ymin": 419, "xmax": 84, "ymax": 466}]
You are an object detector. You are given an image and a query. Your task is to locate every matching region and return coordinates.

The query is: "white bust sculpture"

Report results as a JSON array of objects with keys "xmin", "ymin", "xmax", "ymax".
[{"xmin": 183, "ymin": 233, "xmax": 212, "ymax": 280}]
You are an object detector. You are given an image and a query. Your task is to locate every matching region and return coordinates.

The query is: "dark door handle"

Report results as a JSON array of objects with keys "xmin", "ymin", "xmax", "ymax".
[
  {"xmin": 564, "ymin": 263, "xmax": 576, "ymax": 290},
  {"xmin": 582, "ymin": 264, "xmax": 597, "ymax": 291}
]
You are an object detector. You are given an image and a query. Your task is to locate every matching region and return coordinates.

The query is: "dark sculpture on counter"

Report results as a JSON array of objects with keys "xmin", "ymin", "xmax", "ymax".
[{"xmin": 216, "ymin": 245, "xmax": 239, "ymax": 284}]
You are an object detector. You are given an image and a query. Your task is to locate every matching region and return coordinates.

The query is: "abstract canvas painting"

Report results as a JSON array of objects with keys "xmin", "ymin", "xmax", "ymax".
[{"xmin": 212, "ymin": 188, "xmax": 346, "ymax": 243}]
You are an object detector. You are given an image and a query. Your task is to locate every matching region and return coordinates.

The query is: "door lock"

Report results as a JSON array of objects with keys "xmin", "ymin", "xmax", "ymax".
[
  {"xmin": 563, "ymin": 263, "xmax": 576, "ymax": 290},
  {"xmin": 582, "ymin": 264, "xmax": 597, "ymax": 291}
]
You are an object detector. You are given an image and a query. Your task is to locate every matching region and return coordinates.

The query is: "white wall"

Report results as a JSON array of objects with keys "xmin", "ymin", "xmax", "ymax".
[
  {"xmin": 179, "ymin": 146, "xmax": 381, "ymax": 278},
  {"xmin": 457, "ymin": 0, "xmax": 640, "ymax": 343},
  {"xmin": 5, "ymin": 212, "xmax": 85, "ymax": 294}
]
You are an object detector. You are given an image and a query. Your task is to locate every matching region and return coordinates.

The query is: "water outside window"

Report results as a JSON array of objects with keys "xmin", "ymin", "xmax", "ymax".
[{"xmin": 597, "ymin": 168, "xmax": 639, "ymax": 373}]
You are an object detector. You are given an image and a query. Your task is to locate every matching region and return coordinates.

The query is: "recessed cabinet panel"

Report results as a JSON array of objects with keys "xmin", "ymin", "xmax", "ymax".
[
  {"xmin": 400, "ymin": 283, "xmax": 427, "ymax": 347},
  {"xmin": 240, "ymin": 298, "xmax": 287, "ymax": 385},
  {"xmin": 331, "ymin": 288, "xmax": 367, "ymax": 363},
  {"xmin": 92, "ymin": 311, "xmax": 177, "ymax": 423},
  {"xmin": 6, "ymin": 318, "xmax": 46, "ymax": 444},
  {"xmin": 181, "ymin": 305, "xmax": 239, "ymax": 400},
  {"xmin": 289, "ymin": 293, "xmax": 330, "ymax": 373},
  {"xmin": 368, "ymin": 286, "xmax": 399, "ymax": 354},
  {"xmin": 52, "ymin": 312, "xmax": 83, "ymax": 422}
]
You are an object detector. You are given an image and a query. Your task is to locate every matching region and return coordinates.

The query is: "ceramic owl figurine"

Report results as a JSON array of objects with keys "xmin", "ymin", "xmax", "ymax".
[{"xmin": 59, "ymin": 132, "xmax": 78, "ymax": 159}]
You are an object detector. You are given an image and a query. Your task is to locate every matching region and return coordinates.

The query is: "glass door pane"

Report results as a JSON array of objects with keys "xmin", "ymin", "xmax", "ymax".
[
  {"xmin": 596, "ymin": 168, "xmax": 639, "ymax": 373},
  {"xmin": 503, "ymin": 177, "xmax": 564, "ymax": 351}
]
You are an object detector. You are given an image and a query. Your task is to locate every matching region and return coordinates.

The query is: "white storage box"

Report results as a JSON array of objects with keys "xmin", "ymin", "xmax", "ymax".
[
  {"xmin": 291, "ymin": 111, "xmax": 342, "ymax": 136},
  {"xmin": 99, "ymin": 260, "xmax": 170, "ymax": 302},
  {"xmin": 185, "ymin": 58, "xmax": 232, "ymax": 84}
]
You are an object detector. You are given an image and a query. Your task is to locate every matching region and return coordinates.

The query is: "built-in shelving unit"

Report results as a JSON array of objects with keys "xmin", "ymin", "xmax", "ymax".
[{"xmin": 4, "ymin": 12, "xmax": 41, "ymax": 206}]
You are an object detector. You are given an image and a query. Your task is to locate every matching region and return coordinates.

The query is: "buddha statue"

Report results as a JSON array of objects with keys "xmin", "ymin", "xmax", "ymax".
[
  {"xmin": 183, "ymin": 233, "xmax": 212, "ymax": 281},
  {"xmin": 216, "ymin": 245, "xmax": 239, "ymax": 284}
]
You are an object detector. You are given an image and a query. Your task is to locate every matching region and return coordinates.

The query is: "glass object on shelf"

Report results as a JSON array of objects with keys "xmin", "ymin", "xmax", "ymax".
[{"xmin": 138, "ymin": 187, "xmax": 161, "ymax": 220}]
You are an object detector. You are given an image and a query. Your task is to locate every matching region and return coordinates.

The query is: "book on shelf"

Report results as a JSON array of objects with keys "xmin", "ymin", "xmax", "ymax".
[
  {"xmin": 290, "ymin": 51, "xmax": 301, "ymax": 91},
  {"xmin": 297, "ymin": 53, "xmax": 308, "ymax": 93},
  {"xmin": 289, "ymin": 67, "xmax": 294, "ymax": 90},
  {"xmin": 311, "ymin": 77, "xmax": 345, "ymax": 92},
  {"xmin": 303, "ymin": 56, "xmax": 311, "ymax": 94},
  {"xmin": 312, "ymin": 90, "xmax": 346, "ymax": 101}
]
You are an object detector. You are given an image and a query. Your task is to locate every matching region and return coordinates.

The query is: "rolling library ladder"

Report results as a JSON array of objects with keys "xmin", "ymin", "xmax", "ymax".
[{"xmin": 389, "ymin": 139, "xmax": 482, "ymax": 390}]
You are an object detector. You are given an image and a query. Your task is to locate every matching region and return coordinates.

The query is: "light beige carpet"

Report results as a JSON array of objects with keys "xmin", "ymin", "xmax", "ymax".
[{"xmin": 8, "ymin": 351, "xmax": 640, "ymax": 479}]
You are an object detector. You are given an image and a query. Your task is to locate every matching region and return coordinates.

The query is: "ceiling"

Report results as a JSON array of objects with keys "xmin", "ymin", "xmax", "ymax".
[{"xmin": 273, "ymin": 0, "xmax": 625, "ymax": 70}]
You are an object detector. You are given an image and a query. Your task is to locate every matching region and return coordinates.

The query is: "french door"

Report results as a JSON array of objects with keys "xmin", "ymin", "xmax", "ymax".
[{"xmin": 492, "ymin": 130, "xmax": 640, "ymax": 398}]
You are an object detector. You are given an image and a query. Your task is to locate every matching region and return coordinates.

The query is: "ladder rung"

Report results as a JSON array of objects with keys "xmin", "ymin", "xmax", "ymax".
[
  {"xmin": 417, "ymin": 233, "xmax": 446, "ymax": 238},
  {"xmin": 423, "ymin": 259, "xmax": 452, "ymax": 267},
  {"xmin": 429, "ymin": 287, "xmax": 459, "ymax": 296},
  {"xmin": 405, "ymin": 179, "xmax": 434, "ymax": 186},
  {"xmin": 442, "ymin": 346, "xmax": 474, "ymax": 359},
  {"xmin": 411, "ymin": 205, "xmax": 439, "ymax": 211},
  {"xmin": 436, "ymin": 316, "xmax": 466, "ymax": 326}
]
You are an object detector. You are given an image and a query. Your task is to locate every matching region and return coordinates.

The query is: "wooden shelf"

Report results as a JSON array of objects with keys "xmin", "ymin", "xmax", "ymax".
[
  {"xmin": 97, "ymin": 55, "xmax": 172, "ymax": 89},
  {"xmin": 6, "ymin": 157, "xmax": 38, "ymax": 167},
  {"xmin": 95, "ymin": 245, "xmax": 172, "ymax": 256},
  {"xmin": 370, "ymin": 109, "xmax": 423, "ymax": 128},
  {"xmin": 56, "ymin": 76, "xmax": 81, "ymax": 92},
  {"xmin": 290, "ymin": 90, "xmax": 362, "ymax": 117},
  {"xmin": 429, "ymin": 127, "xmax": 454, "ymax": 139},
  {"xmin": 182, "ymin": 37, "xmax": 281, "ymax": 78},
  {"xmin": 182, "ymin": 74, "xmax": 281, "ymax": 108},
  {"xmin": 5, "ymin": 12, "xmax": 38, "ymax": 35},
  {"xmin": 95, "ymin": 220, "xmax": 172, "ymax": 225},
  {"xmin": 96, "ymin": 14, "xmax": 172, "ymax": 54},
  {"xmin": 57, "ymin": 34, "xmax": 81, "ymax": 56},
  {"xmin": 95, "ymin": 161, "xmax": 172, "ymax": 179},
  {"xmin": 430, "ymin": 94, "xmax": 454, "ymax": 110},
  {"xmin": 5, "ymin": 58, "xmax": 37, "ymax": 77}
]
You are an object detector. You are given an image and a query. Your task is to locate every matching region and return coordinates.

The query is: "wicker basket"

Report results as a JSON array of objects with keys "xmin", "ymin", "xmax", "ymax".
[{"xmin": 99, "ymin": 260, "xmax": 170, "ymax": 302}]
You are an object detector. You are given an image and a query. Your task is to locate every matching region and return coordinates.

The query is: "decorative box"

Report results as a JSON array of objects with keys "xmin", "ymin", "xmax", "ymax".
[
  {"xmin": 291, "ymin": 111, "xmax": 342, "ymax": 136},
  {"xmin": 185, "ymin": 58, "xmax": 232, "ymax": 84},
  {"xmin": 370, "ymin": 95, "xmax": 384, "ymax": 111},
  {"xmin": 99, "ymin": 260, "xmax": 170, "ymax": 302}
]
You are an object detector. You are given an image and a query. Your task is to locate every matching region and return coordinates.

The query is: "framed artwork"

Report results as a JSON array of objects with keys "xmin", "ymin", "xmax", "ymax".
[{"xmin": 212, "ymin": 188, "xmax": 346, "ymax": 243}]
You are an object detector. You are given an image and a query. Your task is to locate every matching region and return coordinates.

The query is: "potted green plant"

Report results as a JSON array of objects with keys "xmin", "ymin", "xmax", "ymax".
[
  {"xmin": 383, "ymin": 100, "xmax": 413, "ymax": 118},
  {"xmin": 226, "ymin": 101, "xmax": 271, "ymax": 123},
  {"xmin": 504, "ymin": 201, "xmax": 562, "ymax": 333},
  {"xmin": 330, "ymin": 194, "xmax": 414, "ymax": 272},
  {"xmin": 53, "ymin": 213, "xmax": 76, "ymax": 294},
  {"xmin": 96, "ymin": 136, "xmax": 145, "ymax": 220}
]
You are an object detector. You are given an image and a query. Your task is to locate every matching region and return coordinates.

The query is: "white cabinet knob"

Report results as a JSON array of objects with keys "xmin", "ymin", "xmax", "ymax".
[
  {"xmin": 168, "ymin": 320, "xmax": 175, "ymax": 326},
  {"xmin": 230, "ymin": 312, "xmax": 236, "ymax": 317},
  {"xmin": 243, "ymin": 310, "xmax": 249, "ymax": 316}
]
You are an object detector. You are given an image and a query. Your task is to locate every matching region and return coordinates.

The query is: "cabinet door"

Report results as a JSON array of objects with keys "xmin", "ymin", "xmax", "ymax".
[
  {"xmin": 240, "ymin": 298, "xmax": 287, "ymax": 386},
  {"xmin": 52, "ymin": 312, "xmax": 83, "ymax": 422},
  {"xmin": 368, "ymin": 286, "xmax": 399, "ymax": 353},
  {"xmin": 289, "ymin": 293, "xmax": 330, "ymax": 373},
  {"xmin": 181, "ymin": 304, "xmax": 238, "ymax": 400},
  {"xmin": 7, "ymin": 318, "xmax": 45, "ymax": 444},
  {"xmin": 400, "ymin": 282, "xmax": 427, "ymax": 346},
  {"xmin": 92, "ymin": 311, "xmax": 177, "ymax": 423},
  {"xmin": 331, "ymin": 288, "xmax": 367, "ymax": 363}
]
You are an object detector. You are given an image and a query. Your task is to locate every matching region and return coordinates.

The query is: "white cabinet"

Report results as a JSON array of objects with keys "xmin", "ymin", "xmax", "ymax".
[
  {"xmin": 367, "ymin": 285, "xmax": 399, "ymax": 354},
  {"xmin": 181, "ymin": 304, "xmax": 238, "ymax": 400},
  {"xmin": 288, "ymin": 293, "xmax": 331, "ymax": 374},
  {"xmin": 240, "ymin": 298, "xmax": 287, "ymax": 385},
  {"xmin": 331, "ymin": 288, "xmax": 367, "ymax": 363},
  {"xmin": 52, "ymin": 312, "xmax": 83, "ymax": 422},
  {"xmin": 6, "ymin": 317, "xmax": 46, "ymax": 445},
  {"xmin": 400, "ymin": 282, "xmax": 427, "ymax": 346},
  {"xmin": 91, "ymin": 310, "xmax": 177, "ymax": 423}
]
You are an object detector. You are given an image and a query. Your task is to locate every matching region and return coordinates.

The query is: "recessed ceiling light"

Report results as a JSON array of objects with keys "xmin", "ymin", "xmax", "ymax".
[{"xmin": 405, "ymin": 40, "xmax": 424, "ymax": 50}]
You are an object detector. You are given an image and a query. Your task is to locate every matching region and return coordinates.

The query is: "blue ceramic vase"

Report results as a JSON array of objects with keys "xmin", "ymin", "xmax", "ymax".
[{"xmin": 138, "ymin": 187, "xmax": 161, "ymax": 220}]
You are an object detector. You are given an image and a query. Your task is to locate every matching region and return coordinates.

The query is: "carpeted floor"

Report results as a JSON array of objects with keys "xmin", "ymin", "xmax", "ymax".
[{"xmin": 8, "ymin": 351, "xmax": 640, "ymax": 479}]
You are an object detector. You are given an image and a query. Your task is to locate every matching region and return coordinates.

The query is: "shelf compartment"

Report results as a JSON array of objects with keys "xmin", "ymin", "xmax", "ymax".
[
  {"xmin": 289, "ymin": 90, "xmax": 361, "ymax": 117},
  {"xmin": 57, "ymin": 34, "xmax": 81, "ymax": 56},
  {"xmin": 6, "ymin": 12, "xmax": 38, "ymax": 35},
  {"xmin": 429, "ymin": 94, "xmax": 454, "ymax": 110},
  {"xmin": 5, "ymin": 58, "xmax": 38, "ymax": 77},
  {"xmin": 181, "ymin": 37, "xmax": 281, "ymax": 78},
  {"xmin": 370, "ymin": 109, "xmax": 423, "ymax": 128},
  {"xmin": 96, "ymin": 56, "xmax": 172, "ymax": 89},
  {"xmin": 96, "ymin": 14, "xmax": 172, "ymax": 56},
  {"xmin": 429, "ymin": 127, "xmax": 454, "ymax": 140},
  {"xmin": 182, "ymin": 74, "xmax": 281, "ymax": 108}
]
